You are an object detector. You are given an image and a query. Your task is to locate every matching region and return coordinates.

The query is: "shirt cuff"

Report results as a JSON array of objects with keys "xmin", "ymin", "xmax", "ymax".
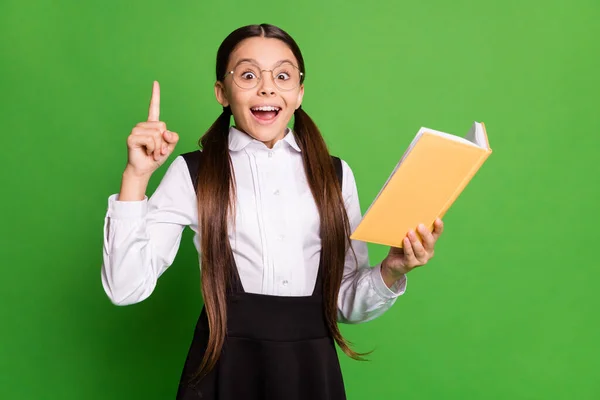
[
  {"xmin": 370, "ymin": 263, "xmax": 407, "ymax": 299},
  {"xmin": 107, "ymin": 193, "xmax": 148, "ymax": 219}
]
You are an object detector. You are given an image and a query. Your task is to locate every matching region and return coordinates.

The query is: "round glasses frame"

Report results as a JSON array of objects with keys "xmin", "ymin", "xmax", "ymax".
[{"xmin": 224, "ymin": 62, "xmax": 304, "ymax": 91}]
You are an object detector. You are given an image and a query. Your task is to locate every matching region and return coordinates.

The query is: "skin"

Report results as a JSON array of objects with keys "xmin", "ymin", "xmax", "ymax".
[
  {"xmin": 380, "ymin": 220, "xmax": 444, "ymax": 287},
  {"xmin": 119, "ymin": 81, "xmax": 179, "ymax": 201},
  {"xmin": 119, "ymin": 36, "xmax": 444, "ymax": 288},
  {"xmin": 214, "ymin": 37, "xmax": 304, "ymax": 149}
]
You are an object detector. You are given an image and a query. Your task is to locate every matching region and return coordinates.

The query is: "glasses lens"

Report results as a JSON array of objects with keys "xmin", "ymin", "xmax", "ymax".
[
  {"xmin": 232, "ymin": 62, "xmax": 261, "ymax": 89},
  {"xmin": 272, "ymin": 62, "xmax": 301, "ymax": 90},
  {"xmin": 231, "ymin": 62, "xmax": 302, "ymax": 90}
]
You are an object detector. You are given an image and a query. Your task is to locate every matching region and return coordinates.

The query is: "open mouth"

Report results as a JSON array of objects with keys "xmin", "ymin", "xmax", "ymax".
[{"xmin": 250, "ymin": 105, "xmax": 281, "ymax": 122}]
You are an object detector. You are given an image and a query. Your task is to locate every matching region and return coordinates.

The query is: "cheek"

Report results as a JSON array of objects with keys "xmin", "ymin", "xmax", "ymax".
[
  {"xmin": 283, "ymin": 92, "xmax": 301, "ymax": 109},
  {"xmin": 279, "ymin": 93, "xmax": 300, "ymax": 123},
  {"xmin": 279, "ymin": 107, "xmax": 296, "ymax": 128},
  {"xmin": 228, "ymin": 90, "xmax": 250, "ymax": 115}
]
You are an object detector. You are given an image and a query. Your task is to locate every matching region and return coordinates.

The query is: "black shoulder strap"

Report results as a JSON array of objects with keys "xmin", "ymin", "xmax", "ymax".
[
  {"xmin": 180, "ymin": 150, "xmax": 343, "ymax": 190},
  {"xmin": 181, "ymin": 150, "xmax": 202, "ymax": 191}
]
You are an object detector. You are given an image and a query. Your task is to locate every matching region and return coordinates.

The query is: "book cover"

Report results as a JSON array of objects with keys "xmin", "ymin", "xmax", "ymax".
[{"xmin": 350, "ymin": 121, "xmax": 492, "ymax": 248}]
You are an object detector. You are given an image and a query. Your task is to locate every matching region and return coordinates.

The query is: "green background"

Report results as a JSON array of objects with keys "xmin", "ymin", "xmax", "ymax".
[{"xmin": 2, "ymin": 0, "xmax": 599, "ymax": 398}]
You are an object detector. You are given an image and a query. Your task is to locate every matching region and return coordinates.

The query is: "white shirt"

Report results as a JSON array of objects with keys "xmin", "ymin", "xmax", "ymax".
[{"xmin": 101, "ymin": 126, "xmax": 407, "ymax": 323}]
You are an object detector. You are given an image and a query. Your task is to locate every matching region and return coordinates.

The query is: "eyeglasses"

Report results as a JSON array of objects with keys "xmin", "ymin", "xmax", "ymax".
[{"xmin": 224, "ymin": 61, "xmax": 304, "ymax": 91}]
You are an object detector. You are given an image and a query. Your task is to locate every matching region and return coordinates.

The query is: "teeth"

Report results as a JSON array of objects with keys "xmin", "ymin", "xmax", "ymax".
[{"xmin": 251, "ymin": 106, "xmax": 280, "ymax": 111}]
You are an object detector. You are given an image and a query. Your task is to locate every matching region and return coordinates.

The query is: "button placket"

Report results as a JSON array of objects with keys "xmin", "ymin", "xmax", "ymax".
[{"xmin": 267, "ymin": 146, "xmax": 292, "ymax": 294}]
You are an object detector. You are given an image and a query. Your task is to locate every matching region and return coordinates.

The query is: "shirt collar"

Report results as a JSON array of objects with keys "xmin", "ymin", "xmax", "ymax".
[{"xmin": 228, "ymin": 126, "xmax": 302, "ymax": 153}]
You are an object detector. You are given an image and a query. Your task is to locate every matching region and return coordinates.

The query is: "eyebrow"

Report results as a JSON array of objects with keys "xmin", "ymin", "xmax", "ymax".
[{"xmin": 233, "ymin": 58, "xmax": 297, "ymax": 69}]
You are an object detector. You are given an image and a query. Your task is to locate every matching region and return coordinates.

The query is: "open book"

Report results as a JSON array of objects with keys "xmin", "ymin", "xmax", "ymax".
[{"xmin": 350, "ymin": 121, "xmax": 492, "ymax": 248}]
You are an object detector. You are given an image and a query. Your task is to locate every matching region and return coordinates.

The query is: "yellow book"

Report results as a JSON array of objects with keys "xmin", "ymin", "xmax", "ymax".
[{"xmin": 350, "ymin": 121, "xmax": 492, "ymax": 248}]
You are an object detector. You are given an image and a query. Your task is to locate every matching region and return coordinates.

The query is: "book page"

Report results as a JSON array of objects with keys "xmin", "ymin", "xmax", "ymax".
[
  {"xmin": 426, "ymin": 123, "xmax": 484, "ymax": 148},
  {"xmin": 464, "ymin": 122, "xmax": 489, "ymax": 149}
]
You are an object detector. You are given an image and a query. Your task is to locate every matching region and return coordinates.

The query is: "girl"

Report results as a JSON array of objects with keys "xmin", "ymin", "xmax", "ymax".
[{"xmin": 101, "ymin": 23, "xmax": 443, "ymax": 400}]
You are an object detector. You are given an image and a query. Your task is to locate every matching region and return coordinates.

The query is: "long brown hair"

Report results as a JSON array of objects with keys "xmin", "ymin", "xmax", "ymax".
[{"xmin": 193, "ymin": 23, "xmax": 370, "ymax": 381}]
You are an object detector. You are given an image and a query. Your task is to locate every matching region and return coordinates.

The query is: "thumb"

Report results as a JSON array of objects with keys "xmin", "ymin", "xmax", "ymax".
[{"xmin": 163, "ymin": 130, "xmax": 179, "ymax": 144}]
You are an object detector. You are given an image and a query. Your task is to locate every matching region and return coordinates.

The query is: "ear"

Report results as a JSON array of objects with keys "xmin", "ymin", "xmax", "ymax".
[
  {"xmin": 295, "ymin": 84, "xmax": 304, "ymax": 110},
  {"xmin": 214, "ymin": 81, "xmax": 230, "ymax": 107}
]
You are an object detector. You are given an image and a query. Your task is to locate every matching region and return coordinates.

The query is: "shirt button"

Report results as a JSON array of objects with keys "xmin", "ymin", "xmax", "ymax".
[
  {"xmin": 273, "ymin": 189, "xmax": 280, "ymax": 195},
  {"xmin": 279, "ymin": 234, "xmax": 285, "ymax": 240},
  {"xmin": 268, "ymin": 151, "xmax": 274, "ymax": 157},
  {"xmin": 282, "ymin": 280, "xmax": 288, "ymax": 286}
]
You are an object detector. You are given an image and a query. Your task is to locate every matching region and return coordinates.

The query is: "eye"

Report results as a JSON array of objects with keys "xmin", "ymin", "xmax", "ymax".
[
  {"xmin": 276, "ymin": 72, "xmax": 290, "ymax": 80},
  {"xmin": 241, "ymin": 71, "xmax": 257, "ymax": 80}
]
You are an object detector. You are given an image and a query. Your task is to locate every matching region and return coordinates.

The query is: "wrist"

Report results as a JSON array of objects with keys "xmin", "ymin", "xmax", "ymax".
[
  {"xmin": 123, "ymin": 165, "xmax": 153, "ymax": 181},
  {"xmin": 380, "ymin": 259, "xmax": 405, "ymax": 288},
  {"xmin": 119, "ymin": 169, "xmax": 151, "ymax": 201}
]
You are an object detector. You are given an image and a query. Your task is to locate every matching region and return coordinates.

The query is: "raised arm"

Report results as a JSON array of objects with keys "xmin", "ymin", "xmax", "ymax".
[{"xmin": 101, "ymin": 81, "xmax": 195, "ymax": 305}]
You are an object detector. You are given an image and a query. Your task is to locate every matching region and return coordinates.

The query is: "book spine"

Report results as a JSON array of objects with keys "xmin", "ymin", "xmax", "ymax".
[{"xmin": 436, "ymin": 150, "xmax": 491, "ymax": 221}]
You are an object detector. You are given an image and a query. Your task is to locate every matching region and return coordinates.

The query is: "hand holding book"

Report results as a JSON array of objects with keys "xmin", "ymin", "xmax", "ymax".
[
  {"xmin": 380, "ymin": 218, "xmax": 444, "ymax": 286},
  {"xmin": 353, "ymin": 121, "xmax": 492, "ymax": 286}
]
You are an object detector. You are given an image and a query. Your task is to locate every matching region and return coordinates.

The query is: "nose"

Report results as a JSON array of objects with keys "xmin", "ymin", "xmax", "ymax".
[{"xmin": 257, "ymin": 70, "xmax": 276, "ymax": 95}]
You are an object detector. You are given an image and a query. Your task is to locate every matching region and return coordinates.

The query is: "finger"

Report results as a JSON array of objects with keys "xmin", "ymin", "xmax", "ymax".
[
  {"xmin": 128, "ymin": 134, "xmax": 156, "ymax": 155},
  {"xmin": 131, "ymin": 127, "xmax": 163, "ymax": 138},
  {"xmin": 417, "ymin": 223, "xmax": 435, "ymax": 252},
  {"xmin": 134, "ymin": 128, "xmax": 165, "ymax": 159},
  {"xmin": 161, "ymin": 131, "xmax": 178, "ymax": 155},
  {"xmin": 163, "ymin": 130, "xmax": 179, "ymax": 144},
  {"xmin": 402, "ymin": 236, "xmax": 416, "ymax": 263},
  {"xmin": 409, "ymin": 230, "xmax": 428, "ymax": 262},
  {"xmin": 432, "ymin": 218, "xmax": 444, "ymax": 241},
  {"xmin": 148, "ymin": 81, "xmax": 160, "ymax": 122},
  {"xmin": 160, "ymin": 132, "xmax": 169, "ymax": 155},
  {"xmin": 152, "ymin": 135, "xmax": 164, "ymax": 161},
  {"xmin": 136, "ymin": 121, "xmax": 167, "ymax": 133}
]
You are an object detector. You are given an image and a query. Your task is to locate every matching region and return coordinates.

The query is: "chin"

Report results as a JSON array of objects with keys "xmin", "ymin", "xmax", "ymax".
[{"xmin": 247, "ymin": 125, "xmax": 286, "ymax": 143}]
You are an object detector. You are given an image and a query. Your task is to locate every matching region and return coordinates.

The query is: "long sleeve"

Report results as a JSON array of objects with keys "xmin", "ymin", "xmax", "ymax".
[
  {"xmin": 336, "ymin": 160, "xmax": 407, "ymax": 324},
  {"xmin": 101, "ymin": 156, "xmax": 197, "ymax": 305}
]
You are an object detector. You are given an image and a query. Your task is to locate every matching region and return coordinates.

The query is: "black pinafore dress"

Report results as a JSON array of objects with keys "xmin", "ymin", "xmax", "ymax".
[{"xmin": 176, "ymin": 150, "xmax": 347, "ymax": 400}]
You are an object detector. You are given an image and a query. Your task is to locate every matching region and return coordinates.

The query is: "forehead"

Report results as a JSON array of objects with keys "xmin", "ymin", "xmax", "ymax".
[{"xmin": 228, "ymin": 37, "xmax": 298, "ymax": 68}]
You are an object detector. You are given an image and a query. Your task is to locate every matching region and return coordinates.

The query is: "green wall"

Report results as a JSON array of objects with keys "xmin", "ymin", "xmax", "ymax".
[{"xmin": 2, "ymin": 0, "xmax": 599, "ymax": 398}]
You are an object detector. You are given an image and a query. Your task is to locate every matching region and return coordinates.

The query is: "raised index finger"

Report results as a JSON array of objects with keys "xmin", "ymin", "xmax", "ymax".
[{"xmin": 148, "ymin": 80, "xmax": 160, "ymax": 122}]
